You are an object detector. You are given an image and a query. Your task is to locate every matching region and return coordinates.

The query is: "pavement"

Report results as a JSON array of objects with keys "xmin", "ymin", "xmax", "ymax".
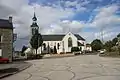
[
  {"xmin": 0, "ymin": 61, "xmax": 32, "ymax": 79},
  {"xmin": 2, "ymin": 55, "xmax": 120, "ymax": 80}
]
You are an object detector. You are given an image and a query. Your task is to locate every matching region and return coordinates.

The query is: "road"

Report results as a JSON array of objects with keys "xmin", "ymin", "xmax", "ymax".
[{"xmin": 2, "ymin": 55, "xmax": 120, "ymax": 80}]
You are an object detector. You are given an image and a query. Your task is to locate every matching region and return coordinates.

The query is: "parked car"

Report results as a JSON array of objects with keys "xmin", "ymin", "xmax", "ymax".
[
  {"xmin": 73, "ymin": 51, "xmax": 82, "ymax": 55},
  {"xmin": 99, "ymin": 49, "xmax": 106, "ymax": 54},
  {"xmin": 0, "ymin": 57, "xmax": 9, "ymax": 63}
]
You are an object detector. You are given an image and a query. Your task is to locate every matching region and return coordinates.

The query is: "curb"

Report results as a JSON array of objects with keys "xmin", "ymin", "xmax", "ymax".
[{"xmin": 0, "ymin": 62, "xmax": 32, "ymax": 79}]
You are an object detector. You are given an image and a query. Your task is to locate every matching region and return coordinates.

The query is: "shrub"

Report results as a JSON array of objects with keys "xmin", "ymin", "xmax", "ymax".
[
  {"xmin": 71, "ymin": 47, "xmax": 80, "ymax": 52},
  {"xmin": 21, "ymin": 53, "xmax": 25, "ymax": 56},
  {"xmin": 27, "ymin": 53, "xmax": 43, "ymax": 60},
  {"xmin": 111, "ymin": 46, "xmax": 117, "ymax": 52}
]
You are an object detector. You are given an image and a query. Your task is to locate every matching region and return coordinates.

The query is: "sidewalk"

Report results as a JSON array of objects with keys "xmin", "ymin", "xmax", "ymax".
[
  {"xmin": 0, "ymin": 61, "xmax": 32, "ymax": 79},
  {"xmin": 43, "ymin": 53, "xmax": 75, "ymax": 59}
]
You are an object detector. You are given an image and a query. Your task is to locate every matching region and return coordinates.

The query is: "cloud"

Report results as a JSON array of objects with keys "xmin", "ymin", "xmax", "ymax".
[
  {"xmin": 41, "ymin": 20, "xmax": 85, "ymax": 34},
  {"xmin": 89, "ymin": 4, "xmax": 120, "ymax": 28},
  {"xmin": 0, "ymin": 0, "xmax": 76, "ymax": 38}
]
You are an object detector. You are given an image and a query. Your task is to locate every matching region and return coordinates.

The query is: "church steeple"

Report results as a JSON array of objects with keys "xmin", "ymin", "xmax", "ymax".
[
  {"xmin": 32, "ymin": 12, "xmax": 37, "ymax": 21},
  {"xmin": 30, "ymin": 8, "xmax": 39, "ymax": 37}
]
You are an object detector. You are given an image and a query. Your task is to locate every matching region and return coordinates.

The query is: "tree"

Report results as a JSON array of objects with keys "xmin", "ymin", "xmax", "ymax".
[
  {"xmin": 117, "ymin": 33, "xmax": 120, "ymax": 54},
  {"xmin": 91, "ymin": 39, "xmax": 103, "ymax": 51},
  {"xmin": 30, "ymin": 31, "xmax": 43, "ymax": 57},
  {"xmin": 104, "ymin": 40, "xmax": 113, "ymax": 52},
  {"xmin": 21, "ymin": 45, "xmax": 27, "ymax": 53},
  {"xmin": 71, "ymin": 47, "xmax": 80, "ymax": 52},
  {"xmin": 112, "ymin": 37, "xmax": 118, "ymax": 46}
]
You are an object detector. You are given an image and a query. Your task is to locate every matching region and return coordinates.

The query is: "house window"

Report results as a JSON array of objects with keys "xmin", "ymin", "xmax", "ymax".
[
  {"xmin": 57, "ymin": 43, "xmax": 60, "ymax": 49},
  {"xmin": 0, "ymin": 35, "xmax": 2, "ymax": 51},
  {"xmin": 32, "ymin": 28, "xmax": 34, "ymax": 35},
  {"xmin": 43, "ymin": 43, "xmax": 46, "ymax": 50},
  {"xmin": 68, "ymin": 37, "xmax": 72, "ymax": 47},
  {"xmin": 0, "ymin": 35, "xmax": 2, "ymax": 42}
]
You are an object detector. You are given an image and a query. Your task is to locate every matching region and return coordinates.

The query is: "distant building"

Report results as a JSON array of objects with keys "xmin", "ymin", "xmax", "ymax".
[
  {"xmin": 86, "ymin": 44, "xmax": 92, "ymax": 52},
  {"xmin": 0, "ymin": 17, "xmax": 13, "ymax": 62}
]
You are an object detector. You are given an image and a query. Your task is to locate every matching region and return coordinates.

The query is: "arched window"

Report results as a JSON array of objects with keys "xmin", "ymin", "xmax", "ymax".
[
  {"xmin": 57, "ymin": 43, "xmax": 60, "ymax": 49},
  {"xmin": 43, "ymin": 43, "xmax": 46, "ymax": 50},
  {"xmin": 68, "ymin": 37, "xmax": 72, "ymax": 47},
  {"xmin": 32, "ymin": 28, "xmax": 34, "ymax": 35}
]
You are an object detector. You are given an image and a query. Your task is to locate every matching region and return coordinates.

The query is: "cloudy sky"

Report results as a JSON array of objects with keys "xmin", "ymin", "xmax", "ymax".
[{"xmin": 0, "ymin": 0, "xmax": 120, "ymax": 50}]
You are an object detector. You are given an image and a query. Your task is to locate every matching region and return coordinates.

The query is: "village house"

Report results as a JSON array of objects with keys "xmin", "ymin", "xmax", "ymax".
[{"xmin": 0, "ymin": 17, "xmax": 13, "ymax": 62}]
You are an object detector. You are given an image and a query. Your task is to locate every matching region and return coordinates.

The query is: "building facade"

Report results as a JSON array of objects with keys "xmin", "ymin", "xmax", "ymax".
[
  {"xmin": 37, "ymin": 32, "xmax": 86, "ymax": 54},
  {"xmin": 0, "ymin": 17, "xmax": 13, "ymax": 62}
]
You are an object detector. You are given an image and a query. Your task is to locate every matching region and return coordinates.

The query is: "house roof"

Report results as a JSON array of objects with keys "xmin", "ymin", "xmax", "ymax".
[
  {"xmin": 78, "ymin": 41, "xmax": 84, "ymax": 46},
  {"xmin": 42, "ymin": 35, "xmax": 64, "ymax": 41},
  {"xmin": 42, "ymin": 34, "xmax": 85, "ymax": 41},
  {"xmin": 74, "ymin": 34, "xmax": 85, "ymax": 41},
  {"xmin": 86, "ymin": 44, "xmax": 91, "ymax": 47},
  {"xmin": 0, "ymin": 19, "xmax": 13, "ymax": 29}
]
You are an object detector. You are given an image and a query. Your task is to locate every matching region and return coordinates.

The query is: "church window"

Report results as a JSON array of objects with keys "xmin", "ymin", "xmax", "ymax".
[
  {"xmin": 32, "ymin": 28, "xmax": 34, "ymax": 35},
  {"xmin": 68, "ymin": 37, "xmax": 72, "ymax": 47}
]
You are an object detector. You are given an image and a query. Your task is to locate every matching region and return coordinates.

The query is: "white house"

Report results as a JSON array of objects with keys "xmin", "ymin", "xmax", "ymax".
[{"xmin": 86, "ymin": 44, "xmax": 92, "ymax": 52}]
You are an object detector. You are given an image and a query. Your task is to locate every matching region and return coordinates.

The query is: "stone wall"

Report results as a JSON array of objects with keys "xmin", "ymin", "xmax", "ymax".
[{"xmin": 0, "ymin": 28, "xmax": 13, "ymax": 62}]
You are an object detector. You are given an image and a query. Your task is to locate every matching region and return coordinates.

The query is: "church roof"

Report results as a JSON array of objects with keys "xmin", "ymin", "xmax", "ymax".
[
  {"xmin": 0, "ymin": 19, "xmax": 13, "ymax": 29},
  {"xmin": 42, "ymin": 34, "xmax": 85, "ymax": 41},
  {"xmin": 78, "ymin": 41, "xmax": 84, "ymax": 46}
]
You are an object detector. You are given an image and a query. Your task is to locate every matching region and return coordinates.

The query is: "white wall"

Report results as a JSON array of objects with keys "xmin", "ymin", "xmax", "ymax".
[
  {"xmin": 62, "ymin": 32, "xmax": 78, "ymax": 52},
  {"xmin": 0, "ymin": 49, "xmax": 2, "ymax": 56},
  {"xmin": 37, "ymin": 41, "xmax": 63, "ymax": 54},
  {"xmin": 86, "ymin": 47, "xmax": 92, "ymax": 51},
  {"xmin": 78, "ymin": 40, "xmax": 86, "ymax": 51}
]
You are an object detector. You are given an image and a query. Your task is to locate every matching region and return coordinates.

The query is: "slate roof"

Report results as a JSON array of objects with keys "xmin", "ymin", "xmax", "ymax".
[
  {"xmin": 0, "ymin": 19, "xmax": 13, "ymax": 29},
  {"xmin": 78, "ymin": 41, "xmax": 84, "ymax": 46},
  {"xmin": 86, "ymin": 44, "xmax": 91, "ymax": 47},
  {"xmin": 42, "ymin": 34, "xmax": 85, "ymax": 41}
]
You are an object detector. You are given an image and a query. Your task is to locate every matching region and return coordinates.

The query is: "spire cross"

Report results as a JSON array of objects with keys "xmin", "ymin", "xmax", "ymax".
[{"xmin": 34, "ymin": 6, "xmax": 36, "ymax": 13}]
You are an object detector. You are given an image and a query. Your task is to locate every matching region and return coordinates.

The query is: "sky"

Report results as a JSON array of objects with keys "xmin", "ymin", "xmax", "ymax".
[{"xmin": 0, "ymin": 0, "xmax": 120, "ymax": 51}]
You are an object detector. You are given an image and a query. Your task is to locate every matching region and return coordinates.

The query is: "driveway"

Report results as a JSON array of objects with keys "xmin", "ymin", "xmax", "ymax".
[{"xmin": 2, "ymin": 55, "xmax": 120, "ymax": 80}]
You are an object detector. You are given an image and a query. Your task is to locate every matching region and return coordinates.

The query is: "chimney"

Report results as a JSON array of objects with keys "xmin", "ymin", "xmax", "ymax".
[{"xmin": 9, "ymin": 16, "xmax": 12, "ymax": 23}]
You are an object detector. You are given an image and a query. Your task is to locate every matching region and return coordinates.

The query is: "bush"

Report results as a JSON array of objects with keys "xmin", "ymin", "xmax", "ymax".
[
  {"xmin": 36, "ymin": 54, "xmax": 43, "ymax": 59},
  {"xmin": 27, "ymin": 54, "xmax": 43, "ymax": 59},
  {"xmin": 111, "ymin": 46, "xmax": 118, "ymax": 52},
  {"xmin": 21, "ymin": 53, "xmax": 25, "ymax": 56},
  {"xmin": 71, "ymin": 47, "xmax": 80, "ymax": 52}
]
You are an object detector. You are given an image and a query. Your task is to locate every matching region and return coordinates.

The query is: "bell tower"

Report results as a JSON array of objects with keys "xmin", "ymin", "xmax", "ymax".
[{"xmin": 30, "ymin": 9, "xmax": 39, "ymax": 37}]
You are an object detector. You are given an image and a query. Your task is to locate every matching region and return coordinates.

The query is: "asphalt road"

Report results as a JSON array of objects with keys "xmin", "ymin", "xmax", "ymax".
[{"xmin": 2, "ymin": 55, "xmax": 120, "ymax": 80}]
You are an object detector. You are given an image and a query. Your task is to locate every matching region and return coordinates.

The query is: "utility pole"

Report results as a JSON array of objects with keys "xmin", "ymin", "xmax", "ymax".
[{"xmin": 100, "ymin": 27, "xmax": 104, "ymax": 44}]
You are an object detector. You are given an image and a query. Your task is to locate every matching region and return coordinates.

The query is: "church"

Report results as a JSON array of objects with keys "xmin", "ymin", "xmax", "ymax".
[{"xmin": 25, "ymin": 12, "xmax": 88, "ymax": 54}]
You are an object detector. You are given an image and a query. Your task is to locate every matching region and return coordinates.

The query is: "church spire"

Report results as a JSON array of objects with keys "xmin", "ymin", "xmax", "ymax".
[
  {"xmin": 32, "ymin": 7, "xmax": 37, "ymax": 21},
  {"xmin": 30, "ymin": 7, "xmax": 39, "ymax": 36}
]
